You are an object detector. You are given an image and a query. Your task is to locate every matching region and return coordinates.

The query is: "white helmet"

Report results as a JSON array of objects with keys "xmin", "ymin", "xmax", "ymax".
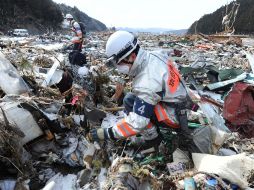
[
  {"xmin": 105, "ymin": 31, "xmax": 138, "ymax": 67},
  {"xmin": 65, "ymin": 14, "xmax": 73, "ymax": 19}
]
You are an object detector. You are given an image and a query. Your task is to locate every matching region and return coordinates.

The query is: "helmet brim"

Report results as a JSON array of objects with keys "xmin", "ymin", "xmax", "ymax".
[{"xmin": 114, "ymin": 37, "xmax": 138, "ymax": 64}]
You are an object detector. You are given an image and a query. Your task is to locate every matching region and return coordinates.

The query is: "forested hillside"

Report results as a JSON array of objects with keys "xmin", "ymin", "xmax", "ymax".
[
  {"xmin": 0, "ymin": 0, "xmax": 63, "ymax": 33},
  {"xmin": 0, "ymin": 0, "xmax": 107, "ymax": 34},
  {"xmin": 188, "ymin": 0, "xmax": 254, "ymax": 34}
]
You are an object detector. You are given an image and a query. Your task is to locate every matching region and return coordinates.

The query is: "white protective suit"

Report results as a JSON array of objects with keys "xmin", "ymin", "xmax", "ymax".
[
  {"xmin": 70, "ymin": 20, "xmax": 83, "ymax": 44},
  {"xmin": 107, "ymin": 49, "xmax": 188, "ymax": 140}
]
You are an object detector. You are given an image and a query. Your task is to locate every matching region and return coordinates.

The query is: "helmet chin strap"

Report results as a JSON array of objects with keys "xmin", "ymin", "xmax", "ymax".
[
  {"xmin": 121, "ymin": 59, "xmax": 133, "ymax": 65},
  {"xmin": 121, "ymin": 53, "xmax": 136, "ymax": 65}
]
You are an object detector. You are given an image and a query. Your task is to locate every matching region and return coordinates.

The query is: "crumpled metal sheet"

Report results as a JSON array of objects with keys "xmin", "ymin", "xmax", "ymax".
[{"xmin": 223, "ymin": 82, "xmax": 254, "ymax": 138}]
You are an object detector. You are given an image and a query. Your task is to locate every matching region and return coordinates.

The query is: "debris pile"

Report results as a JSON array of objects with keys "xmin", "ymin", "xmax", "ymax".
[{"xmin": 0, "ymin": 32, "xmax": 254, "ymax": 190}]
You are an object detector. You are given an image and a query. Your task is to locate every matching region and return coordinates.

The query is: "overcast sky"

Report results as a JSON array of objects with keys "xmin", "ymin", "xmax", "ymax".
[{"xmin": 52, "ymin": 0, "xmax": 233, "ymax": 29}]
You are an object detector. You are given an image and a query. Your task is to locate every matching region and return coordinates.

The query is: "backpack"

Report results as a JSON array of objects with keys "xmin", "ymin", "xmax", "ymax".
[
  {"xmin": 222, "ymin": 82, "xmax": 254, "ymax": 138},
  {"xmin": 72, "ymin": 22, "xmax": 86, "ymax": 38},
  {"xmin": 73, "ymin": 22, "xmax": 86, "ymax": 36},
  {"xmin": 79, "ymin": 22, "xmax": 86, "ymax": 36}
]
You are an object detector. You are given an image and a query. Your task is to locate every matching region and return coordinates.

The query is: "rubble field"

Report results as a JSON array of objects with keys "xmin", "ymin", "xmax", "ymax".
[{"xmin": 0, "ymin": 32, "xmax": 254, "ymax": 190}]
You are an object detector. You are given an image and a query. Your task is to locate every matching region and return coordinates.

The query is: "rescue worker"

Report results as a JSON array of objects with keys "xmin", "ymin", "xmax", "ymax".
[
  {"xmin": 65, "ymin": 13, "xmax": 83, "ymax": 52},
  {"xmin": 88, "ymin": 31, "xmax": 199, "ymax": 152}
]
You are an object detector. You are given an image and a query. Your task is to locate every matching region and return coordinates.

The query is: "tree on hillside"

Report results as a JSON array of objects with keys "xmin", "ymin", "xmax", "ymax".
[
  {"xmin": 188, "ymin": 0, "xmax": 254, "ymax": 35},
  {"xmin": 0, "ymin": 0, "xmax": 63, "ymax": 33}
]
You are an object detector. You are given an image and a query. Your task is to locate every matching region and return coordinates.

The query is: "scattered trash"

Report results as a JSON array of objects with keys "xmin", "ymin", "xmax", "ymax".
[{"xmin": 0, "ymin": 31, "xmax": 254, "ymax": 189}]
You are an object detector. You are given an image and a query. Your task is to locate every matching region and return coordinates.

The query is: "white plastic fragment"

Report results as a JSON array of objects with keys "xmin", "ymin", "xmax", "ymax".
[
  {"xmin": 41, "ymin": 57, "xmax": 60, "ymax": 87},
  {"xmin": 242, "ymin": 38, "xmax": 254, "ymax": 47},
  {"xmin": 98, "ymin": 168, "xmax": 107, "ymax": 190},
  {"xmin": 0, "ymin": 52, "xmax": 30, "ymax": 94},
  {"xmin": 245, "ymin": 52, "xmax": 254, "ymax": 74},
  {"xmin": 198, "ymin": 101, "xmax": 229, "ymax": 132},
  {"xmin": 0, "ymin": 101, "xmax": 43, "ymax": 145},
  {"xmin": 78, "ymin": 66, "xmax": 89, "ymax": 77},
  {"xmin": 192, "ymin": 153, "xmax": 254, "ymax": 188},
  {"xmin": 198, "ymin": 102, "xmax": 230, "ymax": 153},
  {"xmin": 42, "ymin": 173, "xmax": 77, "ymax": 190}
]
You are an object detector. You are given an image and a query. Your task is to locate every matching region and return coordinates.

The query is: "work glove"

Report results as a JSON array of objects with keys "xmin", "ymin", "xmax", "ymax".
[
  {"xmin": 143, "ymin": 134, "xmax": 162, "ymax": 150},
  {"xmin": 87, "ymin": 128, "xmax": 107, "ymax": 142}
]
